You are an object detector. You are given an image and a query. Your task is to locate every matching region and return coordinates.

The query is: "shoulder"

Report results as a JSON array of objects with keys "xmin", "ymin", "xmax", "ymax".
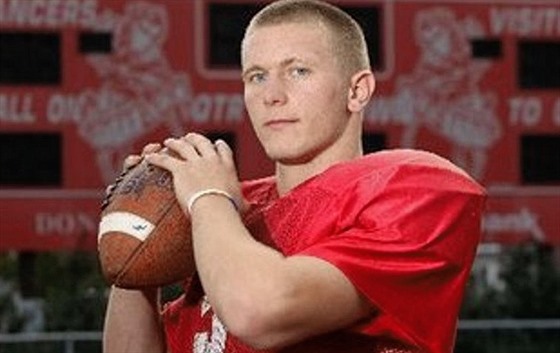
[{"xmin": 317, "ymin": 149, "xmax": 486, "ymax": 198}]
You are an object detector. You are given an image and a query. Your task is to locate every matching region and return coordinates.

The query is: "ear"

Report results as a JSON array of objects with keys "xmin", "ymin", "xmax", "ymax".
[{"xmin": 347, "ymin": 70, "xmax": 376, "ymax": 113}]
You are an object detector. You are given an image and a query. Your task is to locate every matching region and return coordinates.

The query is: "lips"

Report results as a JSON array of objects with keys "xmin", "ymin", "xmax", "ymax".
[{"xmin": 264, "ymin": 118, "xmax": 298, "ymax": 129}]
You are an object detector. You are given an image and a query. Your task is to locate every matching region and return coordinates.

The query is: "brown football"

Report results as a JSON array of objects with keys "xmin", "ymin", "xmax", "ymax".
[{"xmin": 97, "ymin": 159, "xmax": 194, "ymax": 288}]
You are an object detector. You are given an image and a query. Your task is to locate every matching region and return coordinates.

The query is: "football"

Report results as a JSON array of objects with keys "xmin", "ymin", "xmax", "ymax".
[{"xmin": 97, "ymin": 159, "xmax": 194, "ymax": 288}]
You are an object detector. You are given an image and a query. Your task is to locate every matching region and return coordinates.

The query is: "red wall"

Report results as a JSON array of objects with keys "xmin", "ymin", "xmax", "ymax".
[{"xmin": 1, "ymin": 0, "xmax": 558, "ymax": 250}]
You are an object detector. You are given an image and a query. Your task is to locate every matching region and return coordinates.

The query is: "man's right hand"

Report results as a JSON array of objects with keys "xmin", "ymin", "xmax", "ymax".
[{"xmin": 123, "ymin": 142, "xmax": 163, "ymax": 171}]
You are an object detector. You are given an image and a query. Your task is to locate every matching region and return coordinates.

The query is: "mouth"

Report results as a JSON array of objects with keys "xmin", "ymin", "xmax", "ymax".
[{"xmin": 264, "ymin": 118, "xmax": 298, "ymax": 129}]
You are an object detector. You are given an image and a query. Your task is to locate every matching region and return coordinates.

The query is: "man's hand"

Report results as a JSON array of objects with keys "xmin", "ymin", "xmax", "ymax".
[
  {"xmin": 144, "ymin": 133, "xmax": 243, "ymax": 215},
  {"xmin": 124, "ymin": 142, "xmax": 162, "ymax": 170}
]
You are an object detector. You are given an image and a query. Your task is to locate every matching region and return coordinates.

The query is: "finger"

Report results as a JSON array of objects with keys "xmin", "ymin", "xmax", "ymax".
[
  {"xmin": 123, "ymin": 155, "xmax": 142, "ymax": 171},
  {"xmin": 144, "ymin": 151, "xmax": 182, "ymax": 173},
  {"xmin": 141, "ymin": 142, "xmax": 162, "ymax": 156},
  {"xmin": 214, "ymin": 139, "xmax": 234, "ymax": 164},
  {"xmin": 164, "ymin": 138, "xmax": 200, "ymax": 161},
  {"xmin": 185, "ymin": 133, "xmax": 217, "ymax": 158}
]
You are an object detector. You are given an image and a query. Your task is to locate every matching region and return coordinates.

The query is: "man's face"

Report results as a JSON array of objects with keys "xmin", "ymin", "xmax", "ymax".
[{"xmin": 242, "ymin": 22, "xmax": 351, "ymax": 165}]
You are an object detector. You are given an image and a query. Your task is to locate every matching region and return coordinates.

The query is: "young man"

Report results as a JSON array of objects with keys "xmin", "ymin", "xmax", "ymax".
[{"xmin": 103, "ymin": 1, "xmax": 486, "ymax": 352}]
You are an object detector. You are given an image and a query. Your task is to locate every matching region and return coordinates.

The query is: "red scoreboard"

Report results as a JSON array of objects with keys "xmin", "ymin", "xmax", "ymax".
[{"xmin": 1, "ymin": 0, "xmax": 559, "ymax": 250}]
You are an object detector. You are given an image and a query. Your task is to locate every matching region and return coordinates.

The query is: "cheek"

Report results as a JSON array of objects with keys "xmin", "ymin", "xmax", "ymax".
[
  {"xmin": 244, "ymin": 91, "xmax": 259, "ymax": 118},
  {"xmin": 243, "ymin": 89, "xmax": 253, "ymax": 109},
  {"xmin": 305, "ymin": 84, "xmax": 347, "ymax": 117},
  {"xmin": 244, "ymin": 94, "xmax": 266, "ymax": 139},
  {"xmin": 315, "ymin": 75, "xmax": 346, "ymax": 100},
  {"xmin": 312, "ymin": 89, "xmax": 349, "ymax": 133}
]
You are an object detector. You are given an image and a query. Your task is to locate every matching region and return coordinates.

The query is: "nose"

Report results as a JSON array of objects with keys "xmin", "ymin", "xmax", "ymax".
[{"xmin": 263, "ymin": 77, "xmax": 287, "ymax": 106}]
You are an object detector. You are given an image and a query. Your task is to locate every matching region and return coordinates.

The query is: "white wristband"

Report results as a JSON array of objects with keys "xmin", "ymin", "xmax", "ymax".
[{"xmin": 186, "ymin": 189, "xmax": 238, "ymax": 215}]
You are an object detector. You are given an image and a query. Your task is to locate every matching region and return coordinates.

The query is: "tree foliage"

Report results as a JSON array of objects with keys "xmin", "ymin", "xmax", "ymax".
[{"xmin": 0, "ymin": 242, "xmax": 558, "ymax": 353}]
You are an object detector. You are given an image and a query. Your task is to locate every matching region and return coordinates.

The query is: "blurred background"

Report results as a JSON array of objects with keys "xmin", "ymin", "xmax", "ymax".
[{"xmin": 0, "ymin": 0, "xmax": 558, "ymax": 352}]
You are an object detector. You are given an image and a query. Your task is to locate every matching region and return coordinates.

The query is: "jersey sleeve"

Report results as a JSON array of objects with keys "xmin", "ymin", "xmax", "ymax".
[{"xmin": 297, "ymin": 163, "xmax": 486, "ymax": 353}]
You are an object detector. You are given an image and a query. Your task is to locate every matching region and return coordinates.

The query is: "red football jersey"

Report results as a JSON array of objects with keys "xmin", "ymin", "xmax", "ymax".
[{"xmin": 162, "ymin": 149, "xmax": 486, "ymax": 353}]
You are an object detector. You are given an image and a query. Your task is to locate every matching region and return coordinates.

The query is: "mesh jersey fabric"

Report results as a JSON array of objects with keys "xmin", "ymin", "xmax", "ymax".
[{"xmin": 162, "ymin": 149, "xmax": 486, "ymax": 353}]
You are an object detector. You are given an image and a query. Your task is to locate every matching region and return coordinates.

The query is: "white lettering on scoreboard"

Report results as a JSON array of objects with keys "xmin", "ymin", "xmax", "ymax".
[
  {"xmin": 0, "ymin": 93, "xmax": 36, "ymax": 123},
  {"xmin": 508, "ymin": 96, "xmax": 560, "ymax": 127},
  {"xmin": 508, "ymin": 97, "xmax": 543, "ymax": 127},
  {"xmin": 35, "ymin": 212, "xmax": 97, "ymax": 236},
  {"xmin": 490, "ymin": 6, "xmax": 560, "ymax": 37},
  {"xmin": 0, "ymin": 0, "xmax": 106, "ymax": 29},
  {"xmin": 41, "ymin": 92, "xmax": 245, "ymax": 125}
]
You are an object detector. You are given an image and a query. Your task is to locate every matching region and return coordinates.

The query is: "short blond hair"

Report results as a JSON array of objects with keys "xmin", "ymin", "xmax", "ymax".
[{"xmin": 242, "ymin": 0, "xmax": 370, "ymax": 76}]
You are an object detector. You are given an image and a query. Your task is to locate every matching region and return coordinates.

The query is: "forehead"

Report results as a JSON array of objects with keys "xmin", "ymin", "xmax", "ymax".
[{"xmin": 242, "ymin": 21, "xmax": 334, "ymax": 68}]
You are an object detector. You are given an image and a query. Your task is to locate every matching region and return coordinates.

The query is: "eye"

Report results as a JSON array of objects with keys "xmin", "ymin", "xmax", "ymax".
[
  {"xmin": 247, "ymin": 72, "xmax": 266, "ymax": 84},
  {"xmin": 290, "ymin": 67, "xmax": 310, "ymax": 79}
]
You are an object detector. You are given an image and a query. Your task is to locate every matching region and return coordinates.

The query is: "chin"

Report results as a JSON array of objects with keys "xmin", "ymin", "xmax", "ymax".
[
  {"xmin": 262, "ymin": 138, "xmax": 328, "ymax": 165},
  {"xmin": 266, "ymin": 148, "xmax": 316, "ymax": 166},
  {"xmin": 265, "ymin": 149, "xmax": 298, "ymax": 164}
]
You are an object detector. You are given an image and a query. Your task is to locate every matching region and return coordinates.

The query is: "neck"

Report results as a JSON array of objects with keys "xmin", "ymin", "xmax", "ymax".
[{"xmin": 275, "ymin": 124, "xmax": 363, "ymax": 196}]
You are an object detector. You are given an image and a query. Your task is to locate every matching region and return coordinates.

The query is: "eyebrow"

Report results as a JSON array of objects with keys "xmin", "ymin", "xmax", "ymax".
[
  {"xmin": 241, "ymin": 57, "xmax": 306, "ymax": 80},
  {"xmin": 241, "ymin": 65, "xmax": 265, "ymax": 81}
]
